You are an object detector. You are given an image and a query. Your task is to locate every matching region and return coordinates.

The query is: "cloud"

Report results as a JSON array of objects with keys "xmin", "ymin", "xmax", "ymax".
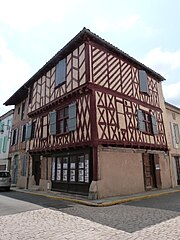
[
  {"xmin": 142, "ymin": 48, "xmax": 180, "ymax": 78},
  {"xmin": 163, "ymin": 82, "xmax": 180, "ymax": 108},
  {"xmin": 0, "ymin": 35, "xmax": 30, "ymax": 115},
  {"xmin": 142, "ymin": 48, "xmax": 180, "ymax": 107},
  {"xmin": 94, "ymin": 14, "xmax": 140, "ymax": 33},
  {"xmin": 0, "ymin": 0, "xmax": 81, "ymax": 31}
]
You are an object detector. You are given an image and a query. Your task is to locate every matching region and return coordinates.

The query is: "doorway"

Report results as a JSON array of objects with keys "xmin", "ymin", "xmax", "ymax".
[
  {"xmin": 175, "ymin": 156, "xmax": 180, "ymax": 185},
  {"xmin": 143, "ymin": 153, "xmax": 161, "ymax": 190},
  {"xmin": 32, "ymin": 156, "xmax": 41, "ymax": 185}
]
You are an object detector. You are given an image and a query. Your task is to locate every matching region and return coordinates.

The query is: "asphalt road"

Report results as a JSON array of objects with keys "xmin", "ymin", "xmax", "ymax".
[{"xmin": 0, "ymin": 190, "xmax": 180, "ymax": 233}]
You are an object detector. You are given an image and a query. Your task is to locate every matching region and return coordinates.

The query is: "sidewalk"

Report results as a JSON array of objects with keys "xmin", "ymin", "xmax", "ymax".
[{"xmin": 12, "ymin": 186, "xmax": 180, "ymax": 207}]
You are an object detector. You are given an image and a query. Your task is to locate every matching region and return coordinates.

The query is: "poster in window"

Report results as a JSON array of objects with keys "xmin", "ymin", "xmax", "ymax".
[
  {"xmin": 85, "ymin": 176, "xmax": 89, "ymax": 182},
  {"xmin": 70, "ymin": 170, "xmax": 76, "ymax": 182},
  {"xmin": 52, "ymin": 158, "xmax": 55, "ymax": 181},
  {"xmin": 63, "ymin": 163, "xmax": 68, "ymax": 169},
  {"xmin": 56, "ymin": 169, "xmax": 61, "ymax": 181},
  {"xmin": 85, "ymin": 159, "xmax": 89, "ymax": 167},
  {"xmin": 70, "ymin": 163, "xmax": 75, "ymax": 169},
  {"xmin": 79, "ymin": 162, "xmax": 84, "ymax": 168},
  {"xmin": 57, "ymin": 158, "xmax": 61, "ymax": 169},
  {"xmin": 78, "ymin": 169, "xmax": 84, "ymax": 182},
  {"xmin": 63, "ymin": 170, "xmax": 67, "ymax": 181}
]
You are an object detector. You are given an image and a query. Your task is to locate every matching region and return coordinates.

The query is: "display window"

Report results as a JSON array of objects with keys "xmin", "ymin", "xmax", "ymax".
[{"xmin": 52, "ymin": 152, "xmax": 89, "ymax": 184}]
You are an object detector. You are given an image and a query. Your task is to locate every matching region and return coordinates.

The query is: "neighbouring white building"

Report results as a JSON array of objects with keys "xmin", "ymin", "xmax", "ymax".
[
  {"xmin": 165, "ymin": 102, "xmax": 180, "ymax": 187},
  {"xmin": 0, "ymin": 109, "xmax": 14, "ymax": 171}
]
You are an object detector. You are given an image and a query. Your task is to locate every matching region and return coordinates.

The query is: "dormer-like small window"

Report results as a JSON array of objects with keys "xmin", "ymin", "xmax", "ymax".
[
  {"xmin": 139, "ymin": 70, "xmax": 149, "ymax": 94},
  {"xmin": 55, "ymin": 58, "xmax": 66, "ymax": 87}
]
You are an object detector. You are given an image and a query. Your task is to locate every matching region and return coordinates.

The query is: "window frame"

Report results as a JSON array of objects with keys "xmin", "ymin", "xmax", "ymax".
[
  {"xmin": 139, "ymin": 70, "xmax": 149, "ymax": 94},
  {"xmin": 137, "ymin": 110, "xmax": 157, "ymax": 135},
  {"xmin": 55, "ymin": 58, "xmax": 67, "ymax": 87},
  {"xmin": 57, "ymin": 106, "xmax": 69, "ymax": 135}
]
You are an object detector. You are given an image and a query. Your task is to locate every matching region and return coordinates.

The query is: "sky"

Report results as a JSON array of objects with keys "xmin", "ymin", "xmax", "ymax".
[{"xmin": 0, "ymin": 0, "xmax": 180, "ymax": 116}]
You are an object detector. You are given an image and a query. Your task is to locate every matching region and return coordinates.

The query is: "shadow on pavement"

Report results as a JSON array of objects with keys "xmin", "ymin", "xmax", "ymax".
[{"xmin": 0, "ymin": 189, "xmax": 75, "ymax": 210}]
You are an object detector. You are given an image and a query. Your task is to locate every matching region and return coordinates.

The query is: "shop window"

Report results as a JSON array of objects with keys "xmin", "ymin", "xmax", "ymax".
[
  {"xmin": 51, "ymin": 153, "xmax": 89, "ymax": 184},
  {"xmin": 55, "ymin": 58, "xmax": 66, "ymax": 87},
  {"xmin": 62, "ymin": 157, "xmax": 68, "ymax": 181},
  {"xmin": 137, "ymin": 110, "xmax": 158, "ymax": 135},
  {"xmin": 139, "ymin": 70, "xmax": 149, "ymax": 94}
]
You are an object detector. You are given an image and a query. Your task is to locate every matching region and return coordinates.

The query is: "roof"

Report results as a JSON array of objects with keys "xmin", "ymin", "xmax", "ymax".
[
  {"xmin": 4, "ymin": 27, "xmax": 165, "ymax": 106},
  {"xmin": 0, "ymin": 109, "xmax": 14, "ymax": 120},
  {"xmin": 165, "ymin": 101, "xmax": 180, "ymax": 113}
]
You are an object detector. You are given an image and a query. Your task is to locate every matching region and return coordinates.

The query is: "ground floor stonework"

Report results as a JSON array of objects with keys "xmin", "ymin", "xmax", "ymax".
[{"xmin": 14, "ymin": 145, "xmax": 172, "ymax": 199}]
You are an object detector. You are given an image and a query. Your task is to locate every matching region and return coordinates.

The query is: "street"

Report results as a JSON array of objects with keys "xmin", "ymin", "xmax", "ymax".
[{"xmin": 0, "ymin": 190, "xmax": 180, "ymax": 240}]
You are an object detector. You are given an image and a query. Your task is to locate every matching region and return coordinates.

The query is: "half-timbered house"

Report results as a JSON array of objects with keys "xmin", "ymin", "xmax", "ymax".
[{"xmin": 4, "ymin": 28, "xmax": 172, "ymax": 198}]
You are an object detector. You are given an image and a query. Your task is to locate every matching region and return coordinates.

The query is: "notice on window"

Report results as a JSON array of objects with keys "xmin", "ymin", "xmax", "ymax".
[
  {"xmin": 70, "ymin": 170, "xmax": 76, "ymax": 182},
  {"xmin": 52, "ymin": 158, "xmax": 55, "ymax": 181},
  {"xmin": 63, "ymin": 170, "xmax": 67, "ymax": 181},
  {"xmin": 78, "ymin": 169, "xmax": 84, "ymax": 182},
  {"xmin": 63, "ymin": 163, "xmax": 68, "ymax": 169},
  {"xmin": 56, "ymin": 169, "xmax": 61, "ymax": 181},
  {"xmin": 70, "ymin": 163, "xmax": 76, "ymax": 169}
]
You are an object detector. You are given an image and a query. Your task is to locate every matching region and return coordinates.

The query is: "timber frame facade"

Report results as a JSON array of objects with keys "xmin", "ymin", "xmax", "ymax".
[{"xmin": 4, "ymin": 28, "xmax": 172, "ymax": 199}]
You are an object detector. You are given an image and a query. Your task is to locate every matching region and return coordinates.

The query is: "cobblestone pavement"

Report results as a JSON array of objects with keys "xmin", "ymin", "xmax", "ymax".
[{"xmin": 0, "ymin": 208, "xmax": 180, "ymax": 240}]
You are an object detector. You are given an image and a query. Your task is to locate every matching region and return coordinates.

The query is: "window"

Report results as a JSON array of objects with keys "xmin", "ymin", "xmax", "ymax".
[
  {"xmin": 18, "ymin": 107, "xmax": 20, "ymax": 115},
  {"xmin": 21, "ymin": 102, "xmax": 25, "ymax": 120},
  {"xmin": 0, "ymin": 138, "xmax": 3, "ymax": 153},
  {"xmin": 11, "ymin": 128, "xmax": 18, "ymax": 145},
  {"xmin": 21, "ymin": 124, "xmax": 26, "ymax": 142},
  {"xmin": 49, "ymin": 103, "xmax": 77, "ymax": 135},
  {"xmin": 21, "ymin": 156, "xmax": 27, "ymax": 176},
  {"xmin": 52, "ymin": 153, "xmax": 89, "ymax": 183},
  {"xmin": 139, "ymin": 70, "xmax": 149, "ymax": 94},
  {"xmin": 41, "ymin": 115, "xmax": 48, "ymax": 138},
  {"xmin": 173, "ymin": 123, "xmax": 180, "ymax": 144},
  {"xmin": 137, "ymin": 110, "xmax": 158, "ymax": 134},
  {"xmin": 2, "ymin": 136, "xmax": 8, "ymax": 153},
  {"xmin": 31, "ymin": 121, "xmax": 36, "ymax": 139},
  {"xmin": 57, "ymin": 107, "xmax": 69, "ymax": 134},
  {"xmin": 55, "ymin": 58, "xmax": 66, "ymax": 86},
  {"xmin": 29, "ymin": 85, "xmax": 33, "ymax": 104}
]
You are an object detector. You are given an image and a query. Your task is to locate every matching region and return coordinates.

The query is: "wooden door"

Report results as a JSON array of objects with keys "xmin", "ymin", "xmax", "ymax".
[
  {"xmin": 175, "ymin": 157, "xmax": 180, "ymax": 185},
  {"xmin": 143, "ymin": 153, "xmax": 160, "ymax": 190}
]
